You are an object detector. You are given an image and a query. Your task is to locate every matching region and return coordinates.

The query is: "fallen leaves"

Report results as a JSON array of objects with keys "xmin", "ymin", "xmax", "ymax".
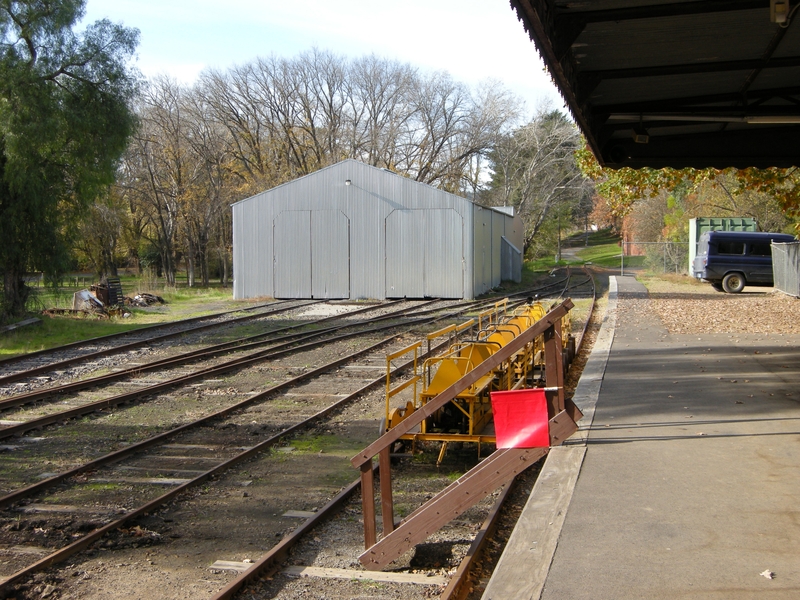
[{"xmin": 646, "ymin": 285, "xmax": 800, "ymax": 335}]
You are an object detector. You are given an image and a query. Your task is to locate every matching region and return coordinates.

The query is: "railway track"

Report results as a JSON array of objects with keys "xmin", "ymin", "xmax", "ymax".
[
  {"xmin": 0, "ymin": 293, "xmax": 517, "ymax": 592},
  {"xmin": 0, "ymin": 269, "xmax": 597, "ymax": 599},
  {"xmin": 211, "ymin": 267, "xmax": 599, "ymax": 600},
  {"xmin": 0, "ymin": 300, "xmax": 441, "ymax": 437},
  {"xmin": 0, "ymin": 300, "xmax": 318, "ymax": 385}
]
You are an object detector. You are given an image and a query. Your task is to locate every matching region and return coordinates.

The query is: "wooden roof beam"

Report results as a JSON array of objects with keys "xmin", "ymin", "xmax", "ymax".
[
  {"xmin": 583, "ymin": 55, "xmax": 800, "ymax": 80},
  {"xmin": 559, "ymin": 0, "xmax": 767, "ymax": 24},
  {"xmin": 551, "ymin": 1, "xmax": 768, "ymax": 60},
  {"xmin": 592, "ymin": 86, "xmax": 800, "ymax": 114}
]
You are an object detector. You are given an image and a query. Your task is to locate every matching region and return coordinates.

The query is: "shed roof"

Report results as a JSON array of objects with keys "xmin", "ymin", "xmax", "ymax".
[
  {"xmin": 510, "ymin": 0, "xmax": 800, "ymax": 169},
  {"xmin": 231, "ymin": 159, "xmax": 514, "ymax": 216}
]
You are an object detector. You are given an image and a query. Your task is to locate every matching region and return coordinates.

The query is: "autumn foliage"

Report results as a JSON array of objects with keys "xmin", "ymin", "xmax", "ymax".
[{"xmin": 576, "ymin": 140, "xmax": 800, "ymax": 228}]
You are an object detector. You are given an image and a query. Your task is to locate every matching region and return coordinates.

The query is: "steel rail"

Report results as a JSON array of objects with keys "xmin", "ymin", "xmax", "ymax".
[
  {"xmin": 0, "ymin": 269, "xmax": 568, "ymax": 374},
  {"xmin": 569, "ymin": 266, "xmax": 597, "ymax": 356},
  {"xmin": 208, "ymin": 446, "xmax": 514, "ymax": 600},
  {"xmin": 212, "ymin": 280, "xmax": 599, "ymax": 599},
  {"xmin": 207, "ymin": 467, "xmax": 376, "ymax": 600},
  {"xmin": 0, "ymin": 289, "xmax": 557, "ymax": 428},
  {"xmin": 1, "ymin": 273, "xmax": 565, "ymax": 383},
  {"xmin": 0, "ymin": 296, "xmax": 502, "ymax": 427},
  {"xmin": 0, "ymin": 283, "xmax": 592, "ymax": 594},
  {"xmin": 440, "ymin": 480, "xmax": 517, "ymax": 600},
  {"xmin": 0, "ymin": 334, "xmax": 456, "ymax": 593},
  {"xmin": 0, "ymin": 299, "xmax": 417, "ymax": 407},
  {"xmin": 0, "ymin": 374, "xmax": 386, "ymax": 592},
  {"xmin": 441, "ymin": 267, "xmax": 598, "ymax": 598},
  {"xmin": 0, "ymin": 335, "xmax": 398, "ymax": 510},
  {"xmin": 0, "ymin": 300, "xmax": 321, "ymax": 385},
  {"xmin": 209, "ymin": 295, "xmax": 565, "ymax": 598},
  {"xmin": 0, "ymin": 299, "xmax": 478, "ymax": 502},
  {"xmin": 0, "ymin": 300, "xmax": 289, "ymax": 368},
  {"xmin": 0, "ymin": 310, "xmax": 443, "ymax": 440}
]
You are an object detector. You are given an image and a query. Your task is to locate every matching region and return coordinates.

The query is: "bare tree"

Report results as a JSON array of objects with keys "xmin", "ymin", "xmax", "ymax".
[
  {"xmin": 182, "ymin": 88, "xmax": 235, "ymax": 286},
  {"xmin": 196, "ymin": 52, "xmax": 519, "ymax": 195},
  {"xmin": 121, "ymin": 77, "xmax": 198, "ymax": 285},
  {"xmin": 345, "ymin": 54, "xmax": 417, "ymax": 169},
  {"xmin": 112, "ymin": 51, "xmax": 523, "ymax": 288},
  {"xmin": 485, "ymin": 108, "xmax": 588, "ymax": 253}
]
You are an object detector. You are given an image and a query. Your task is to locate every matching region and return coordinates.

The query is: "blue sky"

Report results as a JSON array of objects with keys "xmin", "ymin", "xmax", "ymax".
[{"xmin": 82, "ymin": 0, "xmax": 562, "ymax": 117}]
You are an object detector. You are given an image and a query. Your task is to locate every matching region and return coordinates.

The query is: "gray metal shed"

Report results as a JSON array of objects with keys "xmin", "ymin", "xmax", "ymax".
[{"xmin": 232, "ymin": 160, "xmax": 524, "ymax": 300}]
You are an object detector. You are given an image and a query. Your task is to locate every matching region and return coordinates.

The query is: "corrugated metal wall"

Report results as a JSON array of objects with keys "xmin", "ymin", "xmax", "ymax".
[
  {"xmin": 491, "ymin": 212, "xmax": 504, "ymax": 285},
  {"xmin": 501, "ymin": 237, "xmax": 522, "ymax": 283},
  {"xmin": 772, "ymin": 242, "xmax": 800, "ymax": 297},
  {"xmin": 311, "ymin": 210, "xmax": 350, "ymax": 299},
  {"xmin": 472, "ymin": 205, "xmax": 493, "ymax": 297},
  {"xmin": 267, "ymin": 210, "xmax": 351, "ymax": 298},
  {"xmin": 232, "ymin": 160, "xmax": 525, "ymax": 300},
  {"xmin": 471, "ymin": 205, "xmax": 524, "ymax": 295},
  {"xmin": 385, "ymin": 210, "xmax": 425, "ymax": 297},
  {"xmin": 233, "ymin": 160, "xmax": 478, "ymax": 300},
  {"xmin": 273, "ymin": 211, "xmax": 312, "ymax": 297},
  {"xmin": 385, "ymin": 208, "xmax": 464, "ymax": 298}
]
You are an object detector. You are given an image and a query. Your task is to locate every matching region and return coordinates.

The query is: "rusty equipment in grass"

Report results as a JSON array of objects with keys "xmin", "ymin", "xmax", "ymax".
[
  {"xmin": 353, "ymin": 298, "xmax": 582, "ymax": 570},
  {"xmin": 382, "ymin": 297, "xmax": 576, "ymax": 463}
]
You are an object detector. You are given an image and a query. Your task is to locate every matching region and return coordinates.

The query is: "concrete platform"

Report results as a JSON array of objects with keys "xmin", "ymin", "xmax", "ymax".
[{"xmin": 484, "ymin": 276, "xmax": 800, "ymax": 599}]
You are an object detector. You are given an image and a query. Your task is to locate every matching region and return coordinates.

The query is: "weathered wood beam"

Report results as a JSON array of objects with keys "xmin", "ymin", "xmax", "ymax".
[{"xmin": 359, "ymin": 410, "xmax": 578, "ymax": 570}]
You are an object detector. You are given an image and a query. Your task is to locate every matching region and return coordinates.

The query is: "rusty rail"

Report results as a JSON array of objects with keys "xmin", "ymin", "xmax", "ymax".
[{"xmin": 0, "ymin": 300, "xmax": 297, "ymax": 370}]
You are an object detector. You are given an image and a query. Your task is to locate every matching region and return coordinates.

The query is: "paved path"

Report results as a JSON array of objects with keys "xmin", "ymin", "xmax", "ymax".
[{"xmin": 484, "ymin": 276, "xmax": 800, "ymax": 599}]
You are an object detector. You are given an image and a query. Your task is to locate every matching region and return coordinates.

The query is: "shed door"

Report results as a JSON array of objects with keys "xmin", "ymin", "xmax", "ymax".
[
  {"xmin": 311, "ymin": 210, "xmax": 350, "ymax": 299},
  {"xmin": 385, "ymin": 209, "xmax": 463, "ymax": 298},
  {"xmin": 386, "ymin": 210, "xmax": 424, "ymax": 297},
  {"xmin": 273, "ymin": 210, "xmax": 350, "ymax": 299},
  {"xmin": 274, "ymin": 211, "xmax": 311, "ymax": 298},
  {"xmin": 424, "ymin": 209, "xmax": 463, "ymax": 298}
]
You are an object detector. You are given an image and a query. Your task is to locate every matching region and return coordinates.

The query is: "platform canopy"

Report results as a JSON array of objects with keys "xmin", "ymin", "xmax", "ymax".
[{"xmin": 510, "ymin": 0, "xmax": 800, "ymax": 169}]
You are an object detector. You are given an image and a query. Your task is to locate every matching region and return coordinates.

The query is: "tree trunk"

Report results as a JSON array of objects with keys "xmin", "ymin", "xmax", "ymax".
[
  {"xmin": 187, "ymin": 237, "xmax": 195, "ymax": 288},
  {"xmin": 219, "ymin": 247, "xmax": 229, "ymax": 288},
  {"xmin": 2, "ymin": 268, "xmax": 27, "ymax": 320},
  {"xmin": 161, "ymin": 246, "xmax": 175, "ymax": 286}
]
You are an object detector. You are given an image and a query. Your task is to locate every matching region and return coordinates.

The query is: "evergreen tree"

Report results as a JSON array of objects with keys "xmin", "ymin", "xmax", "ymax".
[{"xmin": 0, "ymin": 0, "xmax": 138, "ymax": 319}]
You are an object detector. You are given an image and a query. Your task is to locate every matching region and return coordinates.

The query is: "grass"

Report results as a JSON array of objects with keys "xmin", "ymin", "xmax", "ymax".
[
  {"xmin": 81, "ymin": 482, "xmax": 121, "ymax": 492},
  {"xmin": 291, "ymin": 433, "xmax": 364, "ymax": 456},
  {"xmin": 0, "ymin": 317, "xmax": 149, "ymax": 358},
  {"xmin": 574, "ymin": 241, "xmax": 630, "ymax": 268},
  {"xmin": 568, "ymin": 229, "xmax": 646, "ymax": 269},
  {"xmin": 526, "ymin": 229, "xmax": 644, "ymax": 270},
  {"xmin": 1, "ymin": 281, "xmax": 259, "ymax": 359},
  {"xmin": 499, "ymin": 228, "xmax": 644, "ymax": 291}
]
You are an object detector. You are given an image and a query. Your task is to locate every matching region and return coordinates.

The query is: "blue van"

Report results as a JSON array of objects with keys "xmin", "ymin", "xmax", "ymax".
[{"xmin": 693, "ymin": 230, "xmax": 795, "ymax": 293}]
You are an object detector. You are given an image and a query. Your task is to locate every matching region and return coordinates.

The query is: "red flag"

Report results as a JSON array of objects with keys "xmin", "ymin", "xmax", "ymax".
[{"xmin": 490, "ymin": 388, "xmax": 550, "ymax": 448}]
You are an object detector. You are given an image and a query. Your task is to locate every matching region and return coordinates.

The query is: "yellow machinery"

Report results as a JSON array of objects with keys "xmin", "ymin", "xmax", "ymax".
[{"xmin": 383, "ymin": 298, "xmax": 574, "ymax": 461}]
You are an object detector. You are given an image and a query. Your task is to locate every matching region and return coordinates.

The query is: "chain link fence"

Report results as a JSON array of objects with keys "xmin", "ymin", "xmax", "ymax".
[
  {"xmin": 772, "ymin": 241, "xmax": 800, "ymax": 297},
  {"xmin": 621, "ymin": 242, "xmax": 689, "ymax": 276}
]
